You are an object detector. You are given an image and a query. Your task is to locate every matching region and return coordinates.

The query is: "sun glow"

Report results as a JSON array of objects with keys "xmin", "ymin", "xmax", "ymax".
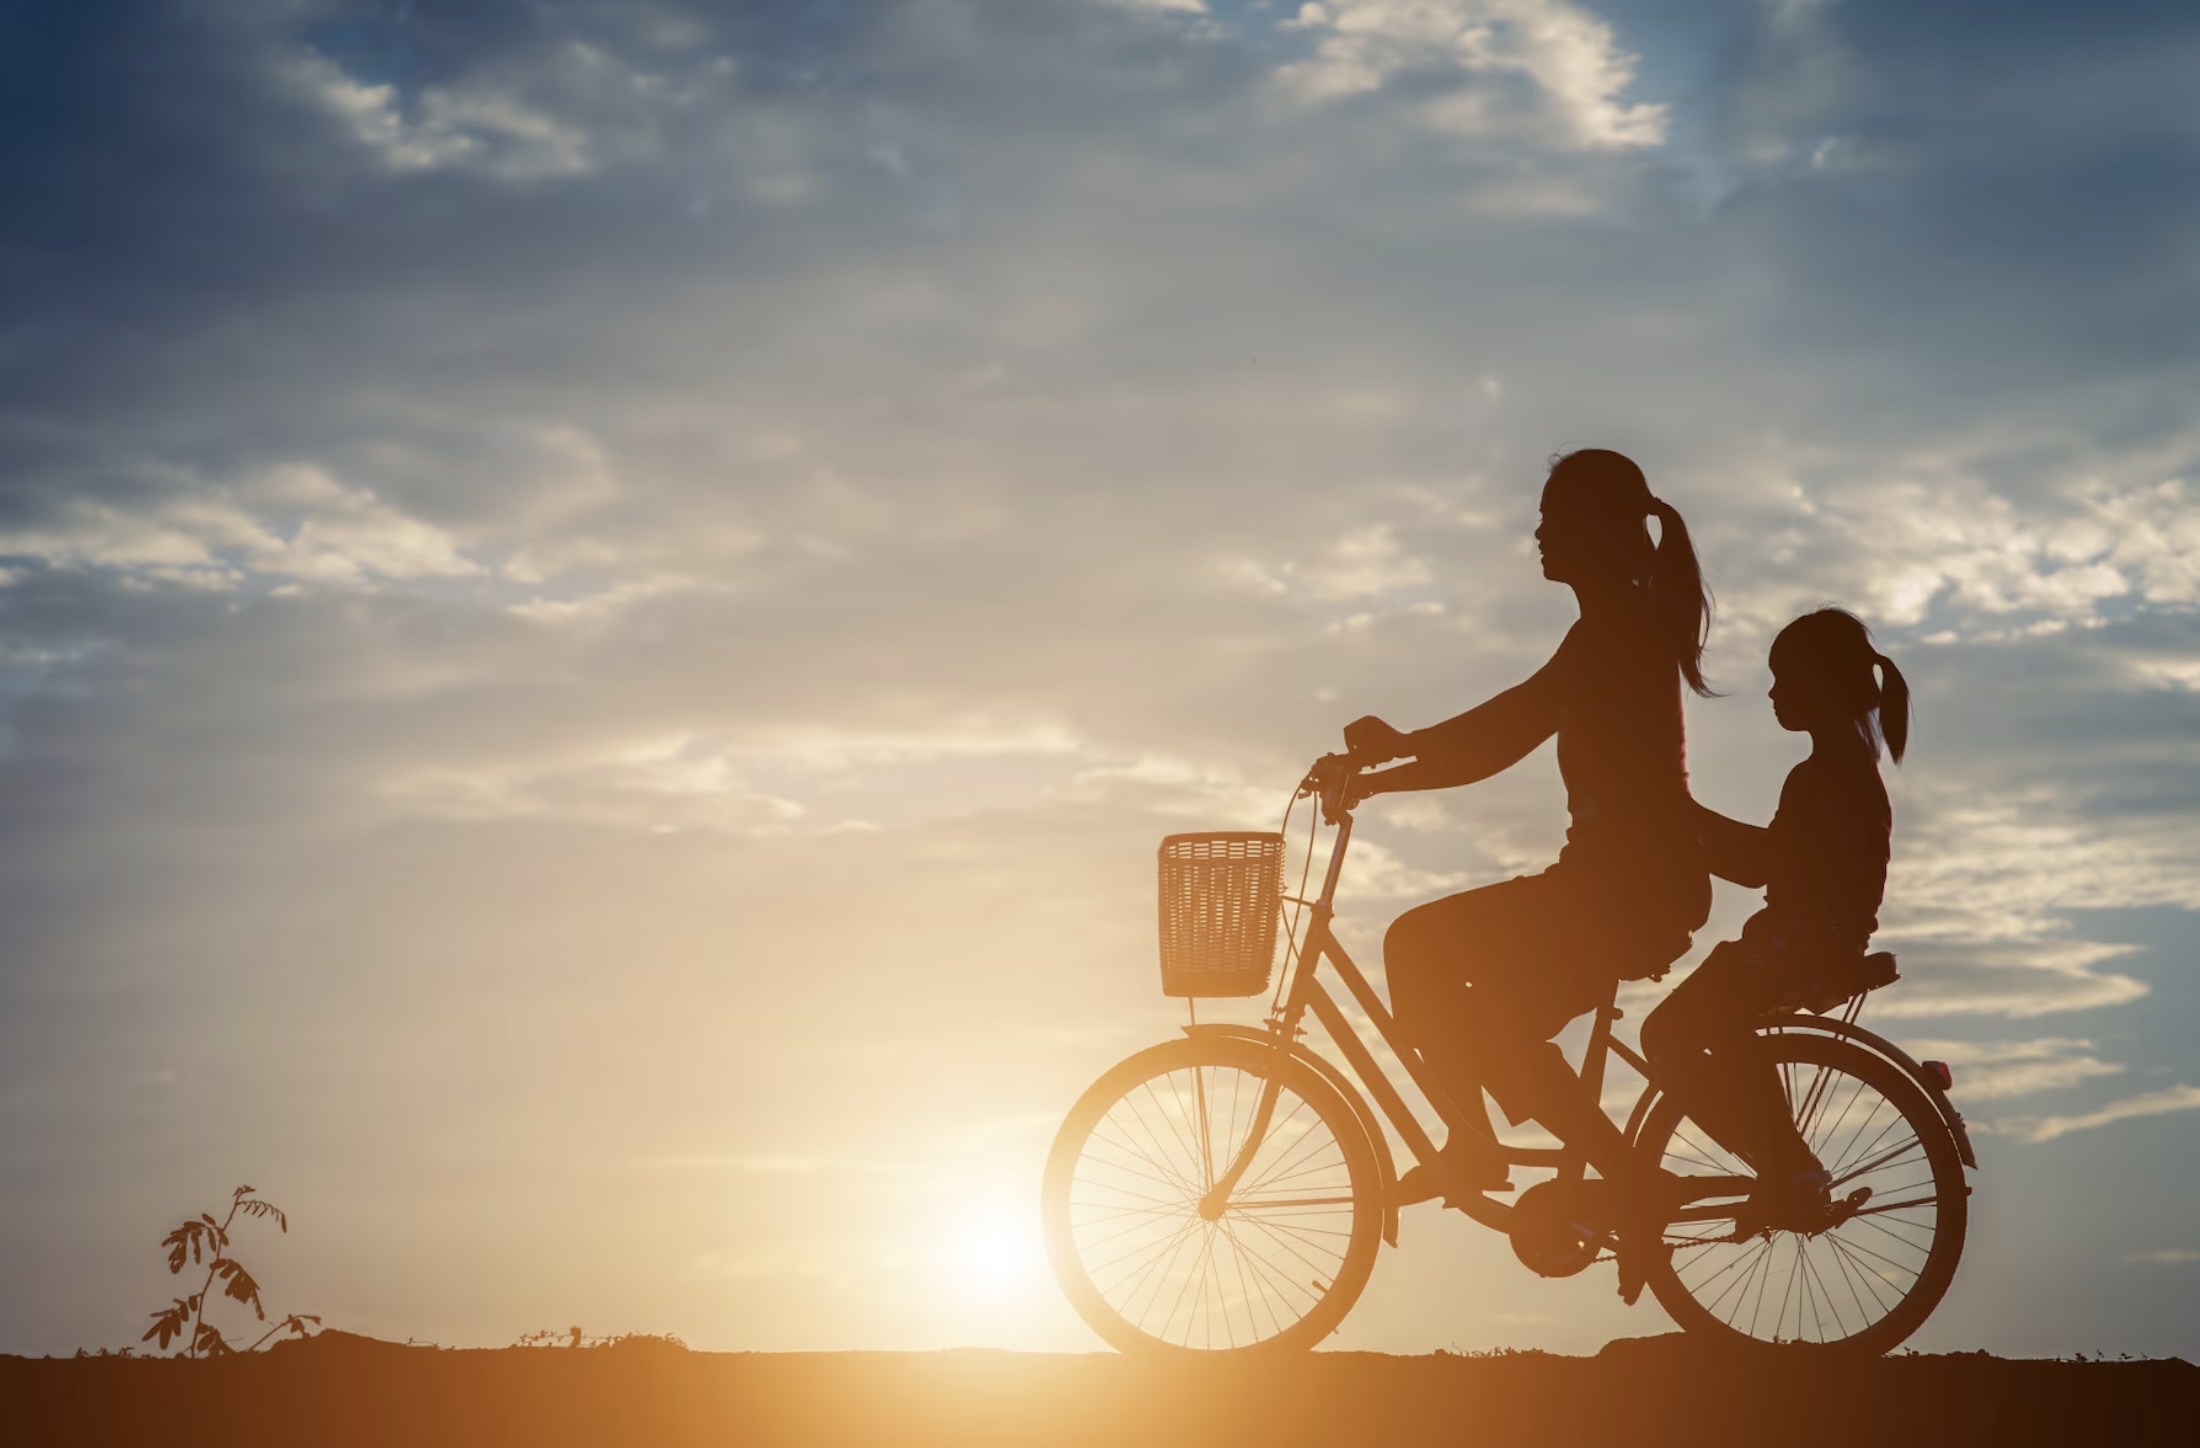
[{"xmin": 946, "ymin": 1204, "xmax": 1048, "ymax": 1299}]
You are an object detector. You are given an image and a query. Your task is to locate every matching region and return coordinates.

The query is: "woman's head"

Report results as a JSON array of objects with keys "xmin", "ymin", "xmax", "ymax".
[
  {"xmin": 1768, "ymin": 608, "xmax": 1911, "ymax": 762},
  {"xmin": 1536, "ymin": 448, "xmax": 1714, "ymax": 696}
]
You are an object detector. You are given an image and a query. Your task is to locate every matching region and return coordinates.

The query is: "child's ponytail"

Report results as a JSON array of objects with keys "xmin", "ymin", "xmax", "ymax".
[{"xmin": 1773, "ymin": 607, "xmax": 1912, "ymax": 764}]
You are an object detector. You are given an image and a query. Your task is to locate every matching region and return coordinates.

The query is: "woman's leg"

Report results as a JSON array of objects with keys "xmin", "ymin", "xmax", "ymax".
[
  {"xmin": 1384, "ymin": 889, "xmax": 1509, "ymax": 1178},
  {"xmin": 1388, "ymin": 874, "xmax": 1639, "ymax": 1184}
]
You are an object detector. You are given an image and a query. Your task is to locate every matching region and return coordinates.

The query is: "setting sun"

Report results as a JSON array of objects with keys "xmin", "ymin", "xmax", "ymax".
[{"xmin": 947, "ymin": 1206, "xmax": 1048, "ymax": 1299}]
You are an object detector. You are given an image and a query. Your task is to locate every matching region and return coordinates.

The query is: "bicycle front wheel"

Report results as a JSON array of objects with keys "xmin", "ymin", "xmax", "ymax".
[
  {"xmin": 1640, "ymin": 1031, "xmax": 1969, "ymax": 1353},
  {"xmin": 1042, "ymin": 1035, "xmax": 1382, "ymax": 1355}
]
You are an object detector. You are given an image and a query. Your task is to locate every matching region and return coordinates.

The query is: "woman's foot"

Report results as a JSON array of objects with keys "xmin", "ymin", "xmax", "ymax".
[{"xmin": 1395, "ymin": 1134, "xmax": 1513, "ymax": 1204}]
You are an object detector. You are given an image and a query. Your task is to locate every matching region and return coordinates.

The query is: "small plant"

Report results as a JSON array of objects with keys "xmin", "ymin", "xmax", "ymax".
[{"xmin": 140, "ymin": 1185, "xmax": 320, "ymax": 1357}]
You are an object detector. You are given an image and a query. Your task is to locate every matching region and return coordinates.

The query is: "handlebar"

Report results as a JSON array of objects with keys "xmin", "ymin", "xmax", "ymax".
[{"xmin": 1298, "ymin": 750, "xmax": 1371, "ymax": 826}]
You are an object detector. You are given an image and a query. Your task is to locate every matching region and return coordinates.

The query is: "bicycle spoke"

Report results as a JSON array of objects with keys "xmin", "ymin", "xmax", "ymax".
[
  {"xmin": 1823, "ymin": 1102, "xmax": 1903, "ymax": 1182},
  {"xmin": 1822, "ymin": 1228, "xmax": 1877, "ymax": 1327},
  {"xmin": 1217, "ymin": 1216, "xmax": 1266, "ymax": 1343},
  {"xmin": 1831, "ymin": 1223, "xmax": 1928, "ymax": 1273},
  {"xmin": 1798, "ymin": 1237, "xmax": 1850, "ymax": 1341},
  {"xmin": 1054, "ymin": 1049, "xmax": 1374, "ymax": 1351},
  {"xmin": 1096, "ymin": 1214, "xmax": 1201, "ymax": 1307},
  {"xmin": 1830, "ymin": 1134, "xmax": 1923, "ymax": 1190},
  {"xmin": 1742, "ymin": 1238, "xmax": 1780, "ymax": 1333},
  {"xmin": 1801, "ymin": 1071, "xmax": 1865, "ymax": 1160},
  {"xmin": 1121, "ymin": 1085, "xmax": 1203, "ymax": 1198},
  {"xmin": 1637, "ymin": 1033, "xmax": 1969, "ymax": 1351},
  {"xmin": 1232, "ymin": 1098, "xmax": 1324, "ymax": 1194},
  {"xmin": 1235, "ymin": 1206, "xmax": 1349, "ymax": 1284},
  {"xmin": 1081, "ymin": 1135, "xmax": 1200, "ymax": 1201},
  {"xmin": 1826, "ymin": 1232, "xmax": 1913, "ymax": 1302},
  {"xmin": 1826, "ymin": 1233, "xmax": 1899, "ymax": 1316},
  {"xmin": 1775, "ymin": 1233, "xmax": 1804, "ymax": 1339}
]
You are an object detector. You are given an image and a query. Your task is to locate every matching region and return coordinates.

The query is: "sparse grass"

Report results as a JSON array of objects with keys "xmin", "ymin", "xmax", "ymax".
[{"xmin": 513, "ymin": 1328, "xmax": 689, "ymax": 1350}]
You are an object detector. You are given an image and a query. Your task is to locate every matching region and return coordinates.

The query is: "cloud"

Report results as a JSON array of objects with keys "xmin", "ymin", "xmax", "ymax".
[
  {"xmin": 287, "ymin": 51, "xmax": 593, "ymax": 180},
  {"xmin": 1897, "ymin": 1038, "xmax": 2125, "ymax": 1102},
  {"xmin": 0, "ymin": 465, "xmax": 483, "ymax": 593},
  {"xmin": 2, "ymin": 0, "xmax": 2200, "ymax": 1357},
  {"xmin": 2123, "ymin": 1248, "xmax": 2200, "ymax": 1265},
  {"xmin": 376, "ymin": 735, "xmax": 808, "ymax": 836},
  {"xmin": 1999, "ymin": 1085, "xmax": 2200, "ymax": 1145},
  {"xmin": 1277, "ymin": 0, "xmax": 1668, "ymax": 148},
  {"xmin": 1093, "ymin": 0, "xmax": 1208, "ymax": 13}
]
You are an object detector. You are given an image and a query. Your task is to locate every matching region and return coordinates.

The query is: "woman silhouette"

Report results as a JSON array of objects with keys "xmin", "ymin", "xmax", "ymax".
[{"xmin": 1343, "ymin": 449, "xmax": 1713, "ymax": 1205}]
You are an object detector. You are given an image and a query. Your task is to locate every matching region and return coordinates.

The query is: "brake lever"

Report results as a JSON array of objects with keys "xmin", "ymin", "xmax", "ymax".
[{"xmin": 1307, "ymin": 751, "xmax": 1358, "ymax": 825}]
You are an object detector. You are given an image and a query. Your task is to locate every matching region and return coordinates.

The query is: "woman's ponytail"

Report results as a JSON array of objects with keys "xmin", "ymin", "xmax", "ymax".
[
  {"xmin": 1873, "ymin": 652, "xmax": 1911, "ymax": 763},
  {"xmin": 1647, "ymin": 497, "xmax": 1714, "ymax": 698},
  {"xmin": 1544, "ymin": 449, "xmax": 1714, "ymax": 696}
]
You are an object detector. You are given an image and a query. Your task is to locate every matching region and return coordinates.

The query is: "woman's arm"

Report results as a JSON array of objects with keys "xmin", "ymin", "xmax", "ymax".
[
  {"xmin": 1695, "ymin": 799, "xmax": 1772, "ymax": 887},
  {"xmin": 1346, "ymin": 663, "xmax": 1562, "ymax": 803}
]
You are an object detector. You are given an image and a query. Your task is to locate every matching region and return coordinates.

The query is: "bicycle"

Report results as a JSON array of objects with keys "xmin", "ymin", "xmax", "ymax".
[{"xmin": 1041, "ymin": 751, "xmax": 1977, "ymax": 1355}]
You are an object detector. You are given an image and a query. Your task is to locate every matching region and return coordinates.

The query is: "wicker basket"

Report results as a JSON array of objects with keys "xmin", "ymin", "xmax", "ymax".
[{"xmin": 1157, "ymin": 832, "xmax": 1285, "ymax": 998}]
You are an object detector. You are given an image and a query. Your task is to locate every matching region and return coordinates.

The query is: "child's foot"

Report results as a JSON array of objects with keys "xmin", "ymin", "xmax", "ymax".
[{"xmin": 1731, "ymin": 1167, "xmax": 1834, "ymax": 1238}]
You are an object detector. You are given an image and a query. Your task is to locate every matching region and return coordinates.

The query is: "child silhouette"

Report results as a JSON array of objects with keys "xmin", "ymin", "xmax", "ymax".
[{"xmin": 1641, "ymin": 607, "xmax": 1912, "ymax": 1231}]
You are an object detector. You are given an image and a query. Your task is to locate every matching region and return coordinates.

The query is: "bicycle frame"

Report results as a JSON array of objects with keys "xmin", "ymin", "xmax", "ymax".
[
  {"xmin": 1199, "ymin": 798, "xmax": 1978, "ymax": 1236},
  {"xmin": 1202, "ymin": 806, "xmax": 1651, "ymax": 1238}
]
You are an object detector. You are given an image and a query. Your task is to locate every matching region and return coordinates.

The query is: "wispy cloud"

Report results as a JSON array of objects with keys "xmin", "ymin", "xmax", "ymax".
[
  {"xmin": 1999, "ymin": 1085, "xmax": 2200, "ymax": 1144},
  {"xmin": 1899, "ymin": 1038, "xmax": 2124, "ymax": 1102},
  {"xmin": 4, "ymin": 0, "xmax": 2200, "ymax": 1359},
  {"xmin": 0, "ymin": 465, "xmax": 484, "ymax": 594},
  {"xmin": 1277, "ymin": 0, "xmax": 1668, "ymax": 149}
]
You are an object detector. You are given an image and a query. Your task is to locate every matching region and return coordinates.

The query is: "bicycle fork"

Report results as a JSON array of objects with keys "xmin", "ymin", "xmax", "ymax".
[{"xmin": 1196, "ymin": 1069, "xmax": 1285, "ymax": 1221}]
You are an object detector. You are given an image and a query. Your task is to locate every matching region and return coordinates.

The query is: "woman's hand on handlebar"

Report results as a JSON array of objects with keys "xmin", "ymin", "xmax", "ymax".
[
  {"xmin": 1299, "ymin": 719, "xmax": 1416, "ymax": 821},
  {"xmin": 1341, "ymin": 715, "xmax": 1410, "ymax": 765},
  {"xmin": 1343, "ymin": 768, "xmax": 1386, "ymax": 810}
]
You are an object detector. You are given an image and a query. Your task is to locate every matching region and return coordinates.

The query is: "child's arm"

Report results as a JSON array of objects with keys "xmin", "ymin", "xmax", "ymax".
[{"xmin": 1693, "ymin": 798, "xmax": 1772, "ymax": 887}]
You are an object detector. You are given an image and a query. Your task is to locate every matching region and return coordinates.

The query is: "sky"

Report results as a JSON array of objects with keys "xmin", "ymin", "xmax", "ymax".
[{"xmin": 1, "ymin": 0, "xmax": 2197, "ymax": 1358}]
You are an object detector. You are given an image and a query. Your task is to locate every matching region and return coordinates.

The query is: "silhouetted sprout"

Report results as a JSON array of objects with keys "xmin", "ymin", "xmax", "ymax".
[{"xmin": 135, "ymin": 1185, "xmax": 315, "ymax": 1358}]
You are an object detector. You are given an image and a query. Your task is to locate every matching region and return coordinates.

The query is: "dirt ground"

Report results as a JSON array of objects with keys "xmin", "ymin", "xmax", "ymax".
[{"xmin": 6, "ymin": 1331, "xmax": 2195, "ymax": 1447}]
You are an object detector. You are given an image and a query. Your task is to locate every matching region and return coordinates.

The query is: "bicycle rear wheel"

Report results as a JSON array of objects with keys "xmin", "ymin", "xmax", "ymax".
[
  {"xmin": 1042, "ymin": 1035, "xmax": 1381, "ymax": 1355},
  {"xmin": 1640, "ymin": 1032, "xmax": 1968, "ymax": 1353}
]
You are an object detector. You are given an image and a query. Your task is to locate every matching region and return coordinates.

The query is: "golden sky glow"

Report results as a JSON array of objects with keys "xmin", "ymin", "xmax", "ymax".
[{"xmin": 2, "ymin": 0, "xmax": 2198, "ymax": 1358}]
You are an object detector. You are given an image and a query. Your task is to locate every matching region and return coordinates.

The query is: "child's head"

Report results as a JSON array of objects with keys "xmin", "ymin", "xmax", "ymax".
[{"xmin": 1768, "ymin": 608, "xmax": 1910, "ymax": 762}]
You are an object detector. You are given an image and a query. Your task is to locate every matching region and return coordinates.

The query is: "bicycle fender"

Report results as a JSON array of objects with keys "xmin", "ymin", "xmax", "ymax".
[
  {"xmin": 1787, "ymin": 1018, "xmax": 1979, "ymax": 1170},
  {"xmin": 1183, "ymin": 1024, "xmax": 1401, "ymax": 1247}
]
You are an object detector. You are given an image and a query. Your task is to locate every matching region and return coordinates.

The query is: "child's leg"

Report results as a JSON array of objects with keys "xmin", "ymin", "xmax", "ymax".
[
  {"xmin": 1727, "ymin": 1033, "xmax": 1823, "ymax": 1177},
  {"xmin": 1641, "ymin": 945, "xmax": 1790, "ymax": 1169}
]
